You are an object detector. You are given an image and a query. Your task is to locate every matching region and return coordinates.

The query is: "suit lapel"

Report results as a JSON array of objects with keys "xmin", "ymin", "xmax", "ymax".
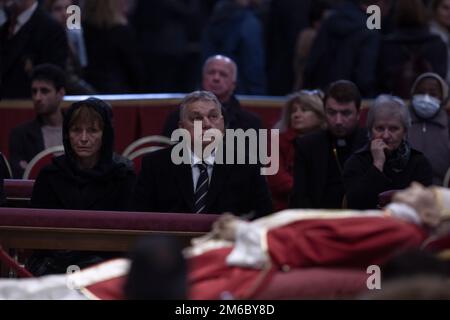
[{"xmin": 174, "ymin": 162, "xmax": 195, "ymax": 212}]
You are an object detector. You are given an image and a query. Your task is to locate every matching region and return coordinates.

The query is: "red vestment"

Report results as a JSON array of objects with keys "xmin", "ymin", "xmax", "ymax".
[{"xmin": 188, "ymin": 216, "xmax": 427, "ymax": 299}]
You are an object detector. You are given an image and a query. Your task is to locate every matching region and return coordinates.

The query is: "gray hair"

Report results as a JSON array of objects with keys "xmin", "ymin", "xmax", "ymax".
[
  {"xmin": 179, "ymin": 90, "xmax": 223, "ymax": 120},
  {"xmin": 202, "ymin": 55, "xmax": 238, "ymax": 82},
  {"xmin": 366, "ymin": 94, "xmax": 411, "ymax": 137}
]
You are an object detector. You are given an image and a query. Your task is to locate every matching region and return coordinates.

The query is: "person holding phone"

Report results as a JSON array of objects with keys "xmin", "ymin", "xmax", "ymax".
[{"xmin": 343, "ymin": 94, "xmax": 433, "ymax": 209}]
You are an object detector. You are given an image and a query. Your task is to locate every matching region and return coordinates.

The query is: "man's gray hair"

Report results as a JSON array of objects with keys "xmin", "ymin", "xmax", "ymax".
[
  {"xmin": 179, "ymin": 90, "xmax": 223, "ymax": 120},
  {"xmin": 202, "ymin": 55, "xmax": 238, "ymax": 82},
  {"xmin": 366, "ymin": 94, "xmax": 411, "ymax": 137}
]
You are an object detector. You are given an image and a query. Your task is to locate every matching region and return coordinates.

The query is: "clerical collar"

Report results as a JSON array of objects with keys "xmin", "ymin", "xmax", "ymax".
[
  {"xmin": 335, "ymin": 138, "xmax": 347, "ymax": 147},
  {"xmin": 330, "ymin": 129, "xmax": 358, "ymax": 148}
]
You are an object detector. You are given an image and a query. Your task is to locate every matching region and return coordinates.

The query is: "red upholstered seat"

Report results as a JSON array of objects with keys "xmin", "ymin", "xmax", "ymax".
[
  {"xmin": 22, "ymin": 146, "xmax": 64, "ymax": 180},
  {"xmin": 4, "ymin": 179, "xmax": 34, "ymax": 199}
]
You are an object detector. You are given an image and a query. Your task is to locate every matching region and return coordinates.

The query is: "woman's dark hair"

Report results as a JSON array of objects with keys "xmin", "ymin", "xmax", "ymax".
[
  {"xmin": 68, "ymin": 105, "xmax": 105, "ymax": 131},
  {"xmin": 31, "ymin": 64, "xmax": 66, "ymax": 91},
  {"xmin": 324, "ymin": 80, "xmax": 362, "ymax": 110}
]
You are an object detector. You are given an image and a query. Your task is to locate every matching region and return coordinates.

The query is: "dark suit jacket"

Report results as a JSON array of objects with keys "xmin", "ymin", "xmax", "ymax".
[
  {"xmin": 289, "ymin": 128, "xmax": 368, "ymax": 209},
  {"xmin": 162, "ymin": 95, "xmax": 263, "ymax": 137},
  {"xmin": 133, "ymin": 145, "xmax": 273, "ymax": 218},
  {"xmin": 0, "ymin": 6, "xmax": 67, "ymax": 98},
  {"xmin": 9, "ymin": 118, "xmax": 45, "ymax": 178}
]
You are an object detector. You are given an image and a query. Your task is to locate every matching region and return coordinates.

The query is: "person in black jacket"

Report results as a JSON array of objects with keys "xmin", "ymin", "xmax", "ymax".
[
  {"xmin": 289, "ymin": 80, "xmax": 368, "ymax": 209},
  {"xmin": 162, "ymin": 55, "xmax": 262, "ymax": 138},
  {"xmin": 134, "ymin": 90, "xmax": 272, "ymax": 218},
  {"xmin": 27, "ymin": 97, "xmax": 136, "ymax": 275},
  {"xmin": 303, "ymin": 0, "xmax": 389, "ymax": 98},
  {"xmin": 0, "ymin": 0, "xmax": 68, "ymax": 99},
  {"xmin": 31, "ymin": 97, "xmax": 136, "ymax": 210},
  {"xmin": 343, "ymin": 94, "xmax": 433, "ymax": 210}
]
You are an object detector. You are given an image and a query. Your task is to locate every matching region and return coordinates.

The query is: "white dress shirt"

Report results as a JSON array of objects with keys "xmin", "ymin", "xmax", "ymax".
[{"xmin": 190, "ymin": 150, "xmax": 215, "ymax": 191}]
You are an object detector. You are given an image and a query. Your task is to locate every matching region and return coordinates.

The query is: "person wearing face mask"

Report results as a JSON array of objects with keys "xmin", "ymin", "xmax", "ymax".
[
  {"xmin": 409, "ymin": 72, "xmax": 450, "ymax": 186},
  {"xmin": 343, "ymin": 95, "xmax": 433, "ymax": 210}
]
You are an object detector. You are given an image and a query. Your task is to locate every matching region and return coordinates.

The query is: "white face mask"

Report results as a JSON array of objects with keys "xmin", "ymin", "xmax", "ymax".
[{"xmin": 412, "ymin": 94, "xmax": 441, "ymax": 119}]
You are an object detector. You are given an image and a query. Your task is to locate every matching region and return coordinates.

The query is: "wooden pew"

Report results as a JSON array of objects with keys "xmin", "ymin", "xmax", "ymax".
[{"xmin": 0, "ymin": 207, "xmax": 219, "ymax": 276}]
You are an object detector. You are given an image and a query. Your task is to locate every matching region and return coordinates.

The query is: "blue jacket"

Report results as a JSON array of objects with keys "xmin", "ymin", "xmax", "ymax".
[{"xmin": 202, "ymin": 0, "xmax": 266, "ymax": 95}]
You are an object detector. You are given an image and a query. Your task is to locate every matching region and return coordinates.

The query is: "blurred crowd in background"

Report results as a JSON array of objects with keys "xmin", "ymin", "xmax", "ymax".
[{"xmin": 1, "ymin": 0, "xmax": 450, "ymax": 98}]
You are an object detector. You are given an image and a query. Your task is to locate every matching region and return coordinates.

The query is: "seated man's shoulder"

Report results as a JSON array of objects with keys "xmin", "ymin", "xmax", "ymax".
[
  {"xmin": 11, "ymin": 119, "xmax": 40, "ymax": 136},
  {"xmin": 141, "ymin": 146, "xmax": 174, "ymax": 166},
  {"xmin": 236, "ymin": 108, "xmax": 262, "ymax": 129}
]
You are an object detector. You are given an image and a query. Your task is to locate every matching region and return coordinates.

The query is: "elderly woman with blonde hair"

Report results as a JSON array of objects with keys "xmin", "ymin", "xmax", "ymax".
[{"xmin": 268, "ymin": 90, "xmax": 326, "ymax": 211}]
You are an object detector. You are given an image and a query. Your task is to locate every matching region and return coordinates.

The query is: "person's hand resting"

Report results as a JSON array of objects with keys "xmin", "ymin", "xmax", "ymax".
[{"xmin": 371, "ymin": 138, "xmax": 388, "ymax": 172}]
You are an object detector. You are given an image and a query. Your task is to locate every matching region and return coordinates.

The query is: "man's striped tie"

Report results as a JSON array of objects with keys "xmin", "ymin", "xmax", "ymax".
[{"xmin": 194, "ymin": 163, "xmax": 209, "ymax": 213}]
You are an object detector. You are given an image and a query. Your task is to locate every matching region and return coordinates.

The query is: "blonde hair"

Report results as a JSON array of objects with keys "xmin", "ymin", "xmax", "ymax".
[
  {"xmin": 82, "ymin": 0, "xmax": 127, "ymax": 29},
  {"xmin": 274, "ymin": 90, "xmax": 326, "ymax": 132}
]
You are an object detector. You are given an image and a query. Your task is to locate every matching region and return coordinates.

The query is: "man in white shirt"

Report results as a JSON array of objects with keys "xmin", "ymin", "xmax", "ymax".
[{"xmin": 9, "ymin": 63, "xmax": 65, "ymax": 178}]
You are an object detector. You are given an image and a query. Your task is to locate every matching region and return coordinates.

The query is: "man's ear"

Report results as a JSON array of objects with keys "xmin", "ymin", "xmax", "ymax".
[
  {"xmin": 58, "ymin": 88, "xmax": 66, "ymax": 99},
  {"xmin": 231, "ymin": 80, "xmax": 237, "ymax": 93}
]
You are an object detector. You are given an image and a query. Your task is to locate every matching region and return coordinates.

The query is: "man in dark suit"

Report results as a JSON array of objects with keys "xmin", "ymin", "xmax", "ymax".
[
  {"xmin": 289, "ymin": 80, "xmax": 368, "ymax": 209},
  {"xmin": 162, "ymin": 55, "xmax": 262, "ymax": 137},
  {"xmin": 0, "ymin": 0, "xmax": 67, "ymax": 99},
  {"xmin": 134, "ymin": 90, "xmax": 272, "ymax": 217},
  {"xmin": 9, "ymin": 63, "xmax": 65, "ymax": 178}
]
